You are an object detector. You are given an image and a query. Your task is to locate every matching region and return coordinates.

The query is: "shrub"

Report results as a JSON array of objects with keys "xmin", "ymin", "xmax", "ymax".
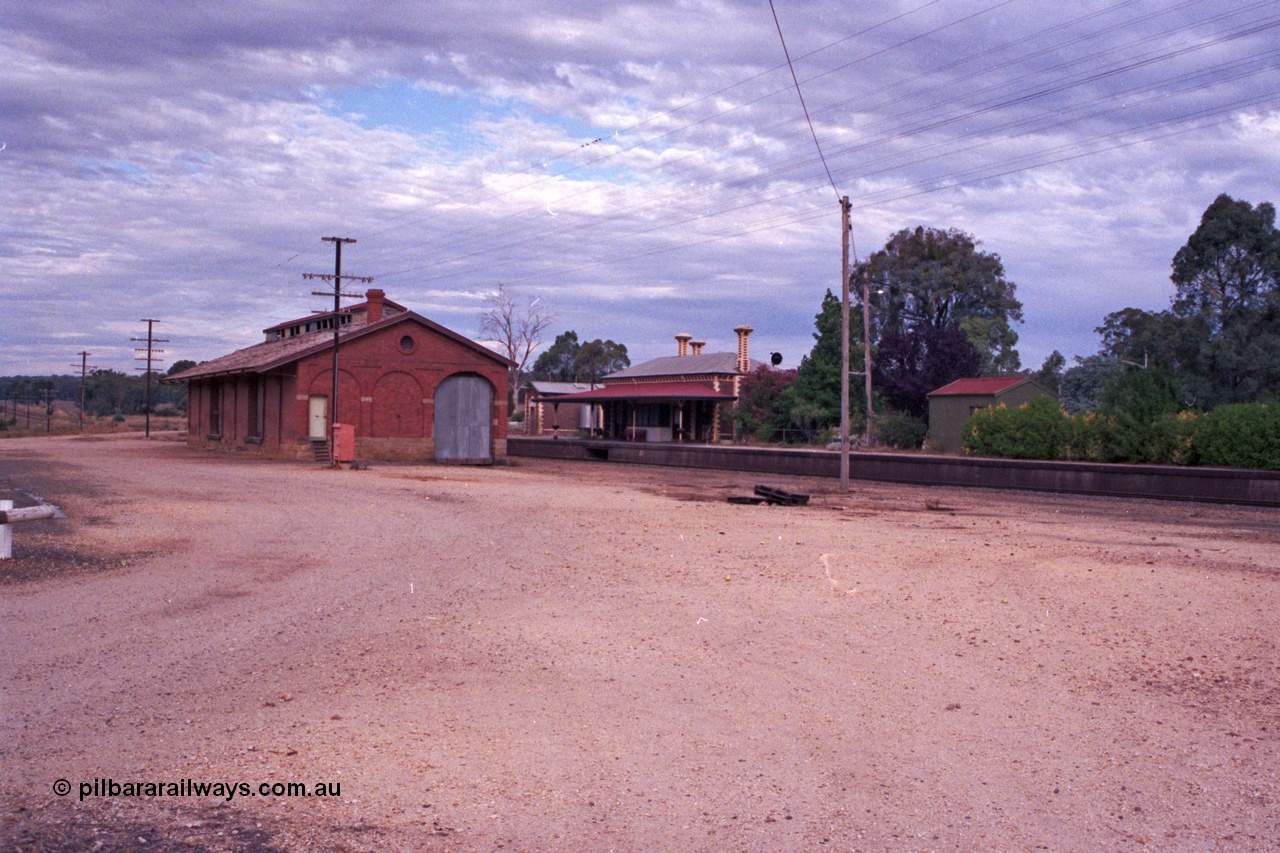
[
  {"xmin": 1063, "ymin": 411, "xmax": 1114, "ymax": 461},
  {"xmin": 1100, "ymin": 369, "xmax": 1182, "ymax": 463},
  {"xmin": 875, "ymin": 410, "xmax": 927, "ymax": 449},
  {"xmin": 1193, "ymin": 403, "xmax": 1280, "ymax": 469},
  {"xmin": 732, "ymin": 366, "xmax": 798, "ymax": 441},
  {"xmin": 962, "ymin": 396, "xmax": 1069, "ymax": 460},
  {"xmin": 1148, "ymin": 410, "xmax": 1200, "ymax": 466}
]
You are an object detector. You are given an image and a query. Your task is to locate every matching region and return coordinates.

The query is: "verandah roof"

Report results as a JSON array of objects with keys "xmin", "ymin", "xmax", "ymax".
[{"xmin": 550, "ymin": 381, "xmax": 736, "ymax": 402}]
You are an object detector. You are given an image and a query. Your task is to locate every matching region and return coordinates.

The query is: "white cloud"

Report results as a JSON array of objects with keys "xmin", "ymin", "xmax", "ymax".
[{"xmin": 1, "ymin": 0, "xmax": 1277, "ymax": 377}]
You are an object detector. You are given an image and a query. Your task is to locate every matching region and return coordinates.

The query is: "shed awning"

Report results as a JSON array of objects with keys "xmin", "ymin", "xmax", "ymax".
[{"xmin": 548, "ymin": 381, "xmax": 735, "ymax": 402}]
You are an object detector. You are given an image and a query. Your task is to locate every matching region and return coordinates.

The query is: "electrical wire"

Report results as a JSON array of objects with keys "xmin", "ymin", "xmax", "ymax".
[
  {"xmin": 371, "ymin": 24, "xmax": 1280, "ymax": 280},
  {"xmin": 363, "ymin": 0, "xmax": 1259, "ymax": 270},
  {"xmin": 769, "ymin": 0, "xmax": 839, "ymax": 200},
  {"xmin": 265, "ymin": 1, "xmax": 1280, "ymax": 297}
]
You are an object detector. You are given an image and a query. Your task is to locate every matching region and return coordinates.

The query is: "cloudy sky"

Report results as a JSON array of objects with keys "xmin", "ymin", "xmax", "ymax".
[{"xmin": 4, "ymin": 0, "xmax": 1279, "ymax": 377}]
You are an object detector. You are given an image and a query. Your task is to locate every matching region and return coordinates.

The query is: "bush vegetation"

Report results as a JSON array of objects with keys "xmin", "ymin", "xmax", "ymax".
[
  {"xmin": 874, "ymin": 410, "xmax": 928, "ymax": 449},
  {"xmin": 962, "ymin": 396, "xmax": 1069, "ymax": 460},
  {"xmin": 1193, "ymin": 403, "xmax": 1280, "ymax": 469},
  {"xmin": 963, "ymin": 398, "xmax": 1280, "ymax": 470}
]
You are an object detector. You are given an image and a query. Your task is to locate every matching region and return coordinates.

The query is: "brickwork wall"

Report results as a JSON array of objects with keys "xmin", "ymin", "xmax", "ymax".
[{"xmin": 184, "ymin": 319, "xmax": 508, "ymax": 462}]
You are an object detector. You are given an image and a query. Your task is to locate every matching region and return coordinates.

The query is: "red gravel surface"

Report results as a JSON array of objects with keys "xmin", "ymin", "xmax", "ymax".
[{"xmin": 1, "ymin": 434, "xmax": 1277, "ymax": 851}]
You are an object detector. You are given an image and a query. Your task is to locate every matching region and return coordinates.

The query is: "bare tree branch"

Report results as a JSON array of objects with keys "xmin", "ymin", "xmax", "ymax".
[{"xmin": 479, "ymin": 283, "xmax": 556, "ymax": 408}]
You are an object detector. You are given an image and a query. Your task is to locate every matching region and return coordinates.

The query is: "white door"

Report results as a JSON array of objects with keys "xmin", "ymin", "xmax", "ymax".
[{"xmin": 308, "ymin": 395, "xmax": 328, "ymax": 439}]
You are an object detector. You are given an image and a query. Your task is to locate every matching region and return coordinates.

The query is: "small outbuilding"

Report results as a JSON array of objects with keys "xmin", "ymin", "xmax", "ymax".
[
  {"xmin": 927, "ymin": 376, "xmax": 1058, "ymax": 453},
  {"xmin": 521, "ymin": 381, "xmax": 602, "ymax": 437},
  {"xmin": 164, "ymin": 290, "xmax": 515, "ymax": 464}
]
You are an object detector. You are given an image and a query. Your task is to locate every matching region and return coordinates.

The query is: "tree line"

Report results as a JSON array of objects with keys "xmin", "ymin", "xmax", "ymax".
[
  {"xmin": 962, "ymin": 194, "xmax": 1280, "ymax": 468},
  {"xmin": 734, "ymin": 192, "xmax": 1280, "ymax": 464},
  {"xmin": 0, "ymin": 360, "xmax": 195, "ymax": 425},
  {"xmin": 736, "ymin": 224, "xmax": 1026, "ymax": 445}
]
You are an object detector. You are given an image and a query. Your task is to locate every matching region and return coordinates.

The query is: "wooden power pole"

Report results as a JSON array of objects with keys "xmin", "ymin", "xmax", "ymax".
[
  {"xmin": 132, "ymin": 320, "xmax": 168, "ymax": 438},
  {"xmin": 303, "ymin": 237, "xmax": 373, "ymax": 464},
  {"xmin": 71, "ymin": 351, "xmax": 97, "ymax": 432},
  {"xmin": 840, "ymin": 196, "xmax": 851, "ymax": 493}
]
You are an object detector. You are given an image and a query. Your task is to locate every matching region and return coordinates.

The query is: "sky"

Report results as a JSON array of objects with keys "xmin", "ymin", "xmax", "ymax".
[{"xmin": 4, "ymin": 0, "xmax": 1279, "ymax": 378}]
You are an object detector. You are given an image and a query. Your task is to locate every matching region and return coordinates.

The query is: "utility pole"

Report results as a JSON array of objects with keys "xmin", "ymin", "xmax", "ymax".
[
  {"xmin": 132, "ymin": 320, "xmax": 168, "ymax": 438},
  {"xmin": 71, "ymin": 352, "xmax": 96, "ymax": 432},
  {"xmin": 44, "ymin": 382, "xmax": 53, "ymax": 433},
  {"xmin": 862, "ymin": 268, "xmax": 874, "ymax": 447},
  {"xmin": 303, "ymin": 237, "xmax": 373, "ymax": 464},
  {"xmin": 840, "ymin": 196, "xmax": 851, "ymax": 493}
]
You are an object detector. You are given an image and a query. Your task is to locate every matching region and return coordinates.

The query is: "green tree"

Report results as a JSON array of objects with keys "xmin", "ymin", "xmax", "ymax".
[
  {"xmin": 531, "ymin": 332, "xmax": 629, "ymax": 383},
  {"xmin": 789, "ymin": 290, "xmax": 865, "ymax": 428},
  {"xmin": 1095, "ymin": 195, "xmax": 1280, "ymax": 408},
  {"xmin": 531, "ymin": 331, "xmax": 580, "ymax": 381},
  {"xmin": 84, "ymin": 369, "xmax": 143, "ymax": 416},
  {"xmin": 960, "ymin": 316, "xmax": 1021, "ymax": 375},
  {"xmin": 1171, "ymin": 194, "xmax": 1280, "ymax": 331},
  {"xmin": 857, "ymin": 225, "xmax": 1023, "ymax": 354},
  {"xmin": 1032, "ymin": 350, "xmax": 1066, "ymax": 395},
  {"xmin": 572, "ymin": 339, "xmax": 629, "ymax": 384},
  {"xmin": 1060, "ymin": 355, "xmax": 1122, "ymax": 414},
  {"xmin": 847, "ymin": 226, "xmax": 1023, "ymax": 419}
]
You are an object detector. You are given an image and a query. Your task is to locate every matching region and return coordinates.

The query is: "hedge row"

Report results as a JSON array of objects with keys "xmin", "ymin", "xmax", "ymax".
[{"xmin": 961, "ymin": 398, "xmax": 1280, "ymax": 469}]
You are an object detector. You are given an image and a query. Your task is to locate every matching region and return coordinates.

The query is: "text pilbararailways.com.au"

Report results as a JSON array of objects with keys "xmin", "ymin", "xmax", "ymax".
[{"xmin": 53, "ymin": 778, "xmax": 341, "ymax": 802}]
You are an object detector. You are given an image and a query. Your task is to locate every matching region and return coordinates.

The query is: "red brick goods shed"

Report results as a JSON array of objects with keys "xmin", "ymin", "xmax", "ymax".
[{"xmin": 165, "ymin": 290, "xmax": 515, "ymax": 464}]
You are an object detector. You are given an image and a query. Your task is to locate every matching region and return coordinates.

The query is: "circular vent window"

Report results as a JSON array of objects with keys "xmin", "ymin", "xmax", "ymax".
[{"xmin": 399, "ymin": 334, "xmax": 415, "ymax": 352}]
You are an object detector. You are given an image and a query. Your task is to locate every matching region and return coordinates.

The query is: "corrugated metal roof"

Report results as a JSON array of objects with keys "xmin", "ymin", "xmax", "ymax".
[
  {"xmin": 928, "ymin": 376, "xmax": 1035, "ymax": 396},
  {"xmin": 552, "ymin": 381, "xmax": 736, "ymax": 402},
  {"xmin": 606, "ymin": 352, "xmax": 759, "ymax": 379},
  {"xmin": 163, "ymin": 330, "xmax": 340, "ymax": 381},
  {"xmin": 526, "ymin": 381, "xmax": 601, "ymax": 395},
  {"xmin": 163, "ymin": 311, "xmax": 514, "ymax": 383}
]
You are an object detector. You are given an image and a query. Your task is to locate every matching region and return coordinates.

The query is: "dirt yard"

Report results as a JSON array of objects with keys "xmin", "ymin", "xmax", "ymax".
[{"xmin": 1, "ymin": 434, "xmax": 1277, "ymax": 852}]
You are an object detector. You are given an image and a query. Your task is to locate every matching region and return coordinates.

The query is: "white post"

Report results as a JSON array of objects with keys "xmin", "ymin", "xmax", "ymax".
[{"xmin": 1, "ymin": 500, "xmax": 12, "ymax": 560}]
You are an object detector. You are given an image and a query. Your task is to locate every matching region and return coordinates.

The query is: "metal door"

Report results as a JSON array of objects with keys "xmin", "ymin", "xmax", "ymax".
[
  {"xmin": 433, "ymin": 374, "xmax": 492, "ymax": 463},
  {"xmin": 308, "ymin": 395, "xmax": 328, "ymax": 439}
]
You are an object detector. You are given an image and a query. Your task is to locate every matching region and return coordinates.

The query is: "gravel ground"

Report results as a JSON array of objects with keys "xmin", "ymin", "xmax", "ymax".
[{"xmin": 1, "ymin": 434, "xmax": 1277, "ymax": 852}]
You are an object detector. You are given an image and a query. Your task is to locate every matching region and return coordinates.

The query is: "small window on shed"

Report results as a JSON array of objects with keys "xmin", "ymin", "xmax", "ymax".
[{"xmin": 399, "ymin": 334, "xmax": 415, "ymax": 353}]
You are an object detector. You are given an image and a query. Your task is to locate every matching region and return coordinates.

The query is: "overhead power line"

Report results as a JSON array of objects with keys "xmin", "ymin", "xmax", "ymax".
[
  {"xmin": 769, "ymin": 0, "xmax": 839, "ymax": 199},
  {"xmin": 259, "ymin": 1, "xmax": 1280, "ymax": 295}
]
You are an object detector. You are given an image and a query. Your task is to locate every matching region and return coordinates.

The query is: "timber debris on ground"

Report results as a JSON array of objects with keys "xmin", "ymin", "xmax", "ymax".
[{"xmin": 727, "ymin": 485, "xmax": 810, "ymax": 506}]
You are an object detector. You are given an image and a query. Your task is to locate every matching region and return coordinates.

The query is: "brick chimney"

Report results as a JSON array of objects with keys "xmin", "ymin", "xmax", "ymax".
[
  {"xmin": 365, "ymin": 288, "xmax": 386, "ymax": 323},
  {"xmin": 737, "ymin": 324, "xmax": 752, "ymax": 371},
  {"xmin": 675, "ymin": 332, "xmax": 692, "ymax": 357},
  {"xmin": 690, "ymin": 340, "xmax": 705, "ymax": 355}
]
